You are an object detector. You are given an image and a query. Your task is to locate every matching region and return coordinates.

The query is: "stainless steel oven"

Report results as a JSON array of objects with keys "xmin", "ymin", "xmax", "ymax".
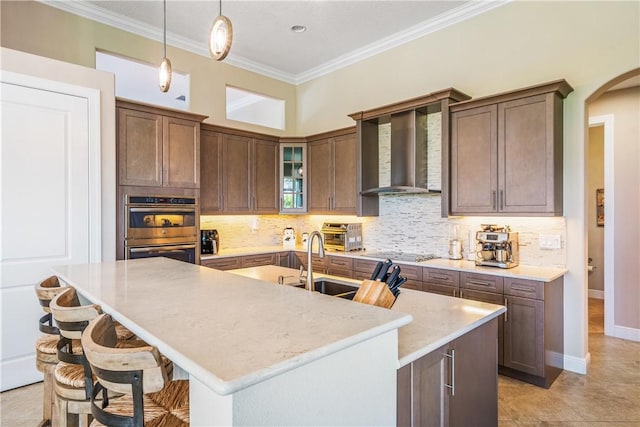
[{"xmin": 124, "ymin": 195, "xmax": 199, "ymax": 264}]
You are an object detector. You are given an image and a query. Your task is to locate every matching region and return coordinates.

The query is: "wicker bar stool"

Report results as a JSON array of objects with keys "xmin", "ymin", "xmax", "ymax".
[
  {"xmin": 49, "ymin": 287, "xmax": 137, "ymax": 427},
  {"xmin": 82, "ymin": 314, "xmax": 189, "ymax": 427},
  {"xmin": 35, "ymin": 275, "xmax": 71, "ymax": 427}
]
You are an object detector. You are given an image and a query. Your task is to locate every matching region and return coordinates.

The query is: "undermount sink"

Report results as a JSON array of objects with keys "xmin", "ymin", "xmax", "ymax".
[{"xmin": 296, "ymin": 280, "xmax": 358, "ymax": 300}]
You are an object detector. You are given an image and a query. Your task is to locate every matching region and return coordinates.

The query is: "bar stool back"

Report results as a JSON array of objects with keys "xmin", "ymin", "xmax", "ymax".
[
  {"xmin": 82, "ymin": 314, "xmax": 189, "ymax": 427},
  {"xmin": 34, "ymin": 275, "xmax": 67, "ymax": 427},
  {"xmin": 49, "ymin": 287, "xmax": 101, "ymax": 427}
]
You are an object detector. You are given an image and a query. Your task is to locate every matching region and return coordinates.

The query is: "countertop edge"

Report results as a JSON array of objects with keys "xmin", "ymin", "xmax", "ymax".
[{"xmin": 397, "ymin": 306, "xmax": 506, "ymax": 368}]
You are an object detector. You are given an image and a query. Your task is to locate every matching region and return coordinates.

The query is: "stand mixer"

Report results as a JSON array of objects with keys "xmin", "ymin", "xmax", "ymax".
[{"xmin": 475, "ymin": 224, "xmax": 519, "ymax": 269}]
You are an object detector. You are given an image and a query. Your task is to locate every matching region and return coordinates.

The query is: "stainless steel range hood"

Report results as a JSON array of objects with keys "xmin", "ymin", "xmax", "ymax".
[{"xmin": 361, "ymin": 110, "xmax": 440, "ymax": 195}]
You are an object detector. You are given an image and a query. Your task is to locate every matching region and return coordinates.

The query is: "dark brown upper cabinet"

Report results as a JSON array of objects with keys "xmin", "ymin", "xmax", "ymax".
[
  {"xmin": 307, "ymin": 128, "xmax": 357, "ymax": 214},
  {"xmin": 449, "ymin": 80, "xmax": 573, "ymax": 216},
  {"xmin": 117, "ymin": 99, "xmax": 207, "ymax": 189}
]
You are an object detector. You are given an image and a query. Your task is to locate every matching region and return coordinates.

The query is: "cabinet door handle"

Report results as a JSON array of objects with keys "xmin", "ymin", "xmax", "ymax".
[
  {"xmin": 280, "ymin": 198, "xmax": 283, "ymax": 211},
  {"xmin": 444, "ymin": 349, "xmax": 455, "ymax": 396},
  {"xmin": 504, "ymin": 297, "xmax": 508, "ymax": 322},
  {"xmin": 459, "ymin": 290, "xmax": 463, "ymax": 298},
  {"xmin": 468, "ymin": 279, "xmax": 492, "ymax": 287},
  {"xmin": 452, "ymin": 289, "xmax": 457, "ymax": 298},
  {"xmin": 499, "ymin": 190, "xmax": 504, "ymax": 210},
  {"xmin": 492, "ymin": 191, "xmax": 497, "ymax": 210},
  {"xmin": 431, "ymin": 273, "xmax": 450, "ymax": 281}
]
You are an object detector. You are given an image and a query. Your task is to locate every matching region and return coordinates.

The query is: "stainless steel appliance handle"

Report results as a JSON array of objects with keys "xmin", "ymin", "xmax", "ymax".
[
  {"xmin": 129, "ymin": 244, "xmax": 197, "ymax": 253},
  {"xmin": 128, "ymin": 207, "xmax": 196, "ymax": 213}
]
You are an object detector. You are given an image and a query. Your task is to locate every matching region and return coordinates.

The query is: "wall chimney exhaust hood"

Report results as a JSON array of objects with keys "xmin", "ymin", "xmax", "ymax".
[
  {"xmin": 361, "ymin": 109, "xmax": 439, "ymax": 195},
  {"xmin": 349, "ymin": 87, "xmax": 471, "ymax": 216}
]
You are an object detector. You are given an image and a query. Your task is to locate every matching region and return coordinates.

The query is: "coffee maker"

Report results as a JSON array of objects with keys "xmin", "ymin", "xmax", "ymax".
[
  {"xmin": 201, "ymin": 229, "xmax": 219, "ymax": 255},
  {"xmin": 475, "ymin": 224, "xmax": 519, "ymax": 269}
]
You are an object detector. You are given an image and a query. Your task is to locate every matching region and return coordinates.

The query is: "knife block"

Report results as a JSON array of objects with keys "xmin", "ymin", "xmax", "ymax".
[{"xmin": 353, "ymin": 279, "xmax": 396, "ymax": 309}]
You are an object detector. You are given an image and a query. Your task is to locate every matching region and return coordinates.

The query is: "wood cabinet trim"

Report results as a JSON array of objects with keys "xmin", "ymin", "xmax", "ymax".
[
  {"xmin": 116, "ymin": 98, "xmax": 208, "ymax": 122},
  {"xmin": 201, "ymin": 123, "xmax": 280, "ymax": 142},
  {"xmin": 449, "ymin": 79, "xmax": 573, "ymax": 112},
  {"xmin": 348, "ymin": 88, "xmax": 471, "ymax": 121}
]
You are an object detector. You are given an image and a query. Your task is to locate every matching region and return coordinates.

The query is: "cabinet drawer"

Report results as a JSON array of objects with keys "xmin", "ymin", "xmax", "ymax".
[
  {"xmin": 242, "ymin": 253, "xmax": 276, "ymax": 268},
  {"xmin": 354, "ymin": 258, "xmax": 381, "ymax": 274},
  {"xmin": 400, "ymin": 280, "xmax": 423, "ymax": 292},
  {"xmin": 504, "ymin": 277, "xmax": 544, "ymax": 300},
  {"xmin": 423, "ymin": 282, "xmax": 458, "ymax": 297},
  {"xmin": 460, "ymin": 272, "xmax": 503, "ymax": 293},
  {"xmin": 327, "ymin": 256, "xmax": 354, "ymax": 270},
  {"xmin": 201, "ymin": 257, "xmax": 242, "ymax": 270},
  {"xmin": 397, "ymin": 263, "xmax": 423, "ymax": 281},
  {"xmin": 423, "ymin": 268, "xmax": 459, "ymax": 286}
]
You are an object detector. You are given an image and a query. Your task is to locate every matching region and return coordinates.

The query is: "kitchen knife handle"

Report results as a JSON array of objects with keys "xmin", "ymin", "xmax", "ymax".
[{"xmin": 370, "ymin": 261, "xmax": 384, "ymax": 280}]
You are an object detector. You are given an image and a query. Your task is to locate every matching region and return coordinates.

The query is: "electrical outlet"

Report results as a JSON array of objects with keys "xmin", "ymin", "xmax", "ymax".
[{"xmin": 539, "ymin": 234, "xmax": 561, "ymax": 249}]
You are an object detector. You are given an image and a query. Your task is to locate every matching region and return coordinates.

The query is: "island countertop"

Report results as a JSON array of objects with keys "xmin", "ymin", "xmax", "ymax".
[{"xmin": 51, "ymin": 258, "xmax": 412, "ymax": 396}]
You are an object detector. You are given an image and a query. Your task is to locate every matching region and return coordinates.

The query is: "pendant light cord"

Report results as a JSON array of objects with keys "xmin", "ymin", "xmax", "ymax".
[{"xmin": 163, "ymin": 0, "xmax": 167, "ymax": 58}]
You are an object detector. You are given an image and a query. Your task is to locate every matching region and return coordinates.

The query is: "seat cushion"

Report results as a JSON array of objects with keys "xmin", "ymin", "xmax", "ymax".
[
  {"xmin": 54, "ymin": 361, "xmax": 87, "ymax": 389},
  {"xmin": 89, "ymin": 380, "xmax": 189, "ymax": 426}
]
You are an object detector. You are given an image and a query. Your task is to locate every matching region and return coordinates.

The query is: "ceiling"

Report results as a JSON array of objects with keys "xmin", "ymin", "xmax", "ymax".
[{"xmin": 45, "ymin": 0, "xmax": 508, "ymax": 84}]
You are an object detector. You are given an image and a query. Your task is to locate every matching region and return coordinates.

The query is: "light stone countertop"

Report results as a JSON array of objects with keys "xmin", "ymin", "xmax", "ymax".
[
  {"xmin": 202, "ymin": 246, "xmax": 566, "ymax": 282},
  {"xmin": 229, "ymin": 265, "xmax": 507, "ymax": 368},
  {"xmin": 52, "ymin": 258, "xmax": 412, "ymax": 396}
]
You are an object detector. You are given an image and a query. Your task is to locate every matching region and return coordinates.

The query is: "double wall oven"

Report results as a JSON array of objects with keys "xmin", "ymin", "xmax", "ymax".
[{"xmin": 124, "ymin": 195, "xmax": 199, "ymax": 264}]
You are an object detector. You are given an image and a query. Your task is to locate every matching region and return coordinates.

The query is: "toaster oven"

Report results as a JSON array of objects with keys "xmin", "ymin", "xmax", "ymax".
[{"xmin": 321, "ymin": 223, "xmax": 363, "ymax": 252}]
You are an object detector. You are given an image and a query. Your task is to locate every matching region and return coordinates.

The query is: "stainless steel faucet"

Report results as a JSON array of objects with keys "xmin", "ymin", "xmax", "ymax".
[{"xmin": 306, "ymin": 231, "xmax": 325, "ymax": 292}]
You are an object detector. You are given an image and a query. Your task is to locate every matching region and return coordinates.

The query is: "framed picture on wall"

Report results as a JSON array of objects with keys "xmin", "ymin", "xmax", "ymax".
[{"xmin": 596, "ymin": 188, "xmax": 605, "ymax": 226}]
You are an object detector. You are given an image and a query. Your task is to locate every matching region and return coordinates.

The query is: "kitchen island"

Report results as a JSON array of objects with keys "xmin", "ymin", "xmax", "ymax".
[{"xmin": 53, "ymin": 258, "xmax": 505, "ymax": 426}]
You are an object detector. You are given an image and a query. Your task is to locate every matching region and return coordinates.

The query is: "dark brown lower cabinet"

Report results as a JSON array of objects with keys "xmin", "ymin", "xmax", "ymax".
[{"xmin": 397, "ymin": 318, "xmax": 498, "ymax": 427}]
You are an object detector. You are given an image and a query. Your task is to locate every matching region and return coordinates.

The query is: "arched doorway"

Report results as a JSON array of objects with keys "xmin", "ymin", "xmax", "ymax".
[{"xmin": 585, "ymin": 68, "xmax": 640, "ymax": 341}]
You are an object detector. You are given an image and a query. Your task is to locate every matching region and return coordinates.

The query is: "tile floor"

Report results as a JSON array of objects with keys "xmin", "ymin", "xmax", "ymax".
[{"xmin": 1, "ymin": 299, "xmax": 638, "ymax": 426}]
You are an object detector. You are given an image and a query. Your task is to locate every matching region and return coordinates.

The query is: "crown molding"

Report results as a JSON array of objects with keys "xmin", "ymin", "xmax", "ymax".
[
  {"xmin": 40, "ymin": 0, "xmax": 509, "ymax": 86},
  {"xmin": 293, "ymin": 0, "xmax": 510, "ymax": 84}
]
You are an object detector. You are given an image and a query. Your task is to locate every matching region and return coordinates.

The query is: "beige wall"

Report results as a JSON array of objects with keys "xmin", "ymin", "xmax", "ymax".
[
  {"xmin": 587, "ymin": 126, "xmax": 605, "ymax": 293},
  {"xmin": 589, "ymin": 87, "xmax": 640, "ymax": 330},
  {"xmin": 2, "ymin": 0, "xmax": 639, "ymax": 366},
  {"xmin": 0, "ymin": 0, "xmax": 298, "ymax": 136}
]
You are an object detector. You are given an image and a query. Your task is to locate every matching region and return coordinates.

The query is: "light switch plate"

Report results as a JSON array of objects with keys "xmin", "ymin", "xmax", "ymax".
[{"xmin": 539, "ymin": 234, "xmax": 562, "ymax": 249}]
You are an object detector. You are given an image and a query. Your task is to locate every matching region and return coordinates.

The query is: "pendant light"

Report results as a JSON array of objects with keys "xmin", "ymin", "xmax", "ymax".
[
  {"xmin": 209, "ymin": 0, "xmax": 233, "ymax": 61},
  {"xmin": 158, "ymin": 0, "xmax": 172, "ymax": 92}
]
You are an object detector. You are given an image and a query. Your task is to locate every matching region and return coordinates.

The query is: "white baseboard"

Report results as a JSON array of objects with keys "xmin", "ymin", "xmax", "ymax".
[
  {"xmin": 0, "ymin": 354, "xmax": 42, "ymax": 392},
  {"xmin": 613, "ymin": 325, "xmax": 640, "ymax": 342},
  {"xmin": 564, "ymin": 352, "xmax": 590, "ymax": 375},
  {"xmin": 588, "ymin": 289, "xmax": 604, "ymax": 299}
]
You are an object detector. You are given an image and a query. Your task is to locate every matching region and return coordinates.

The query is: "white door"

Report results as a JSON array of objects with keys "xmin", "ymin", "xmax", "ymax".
[{"xmin": 1, "ymin": 80, "xmax": 92, "ymax": 391}]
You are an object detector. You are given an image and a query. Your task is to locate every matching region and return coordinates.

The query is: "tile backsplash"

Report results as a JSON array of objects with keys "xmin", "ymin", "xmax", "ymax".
[{"xmin": 201, "ymin": 196, "xmax": 566, "ymax": 268}]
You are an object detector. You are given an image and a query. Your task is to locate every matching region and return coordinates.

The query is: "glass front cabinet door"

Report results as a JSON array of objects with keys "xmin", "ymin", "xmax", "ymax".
[{"xmin": 280, "ymin": 143, "xmax": 307, "ymax": 213}]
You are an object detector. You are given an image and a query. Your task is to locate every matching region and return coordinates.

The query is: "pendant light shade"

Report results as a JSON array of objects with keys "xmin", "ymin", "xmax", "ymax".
[
  {"xmin": 158, "ymin": 0, "xmax": 172, "ymax": 92},
  {"xmin": 159, "ymin": 57, "xmax": 172, "ymax": 93},
  {"xmin": 209, "ymin": 0, "xmax": 233, "ymax": 61}
]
